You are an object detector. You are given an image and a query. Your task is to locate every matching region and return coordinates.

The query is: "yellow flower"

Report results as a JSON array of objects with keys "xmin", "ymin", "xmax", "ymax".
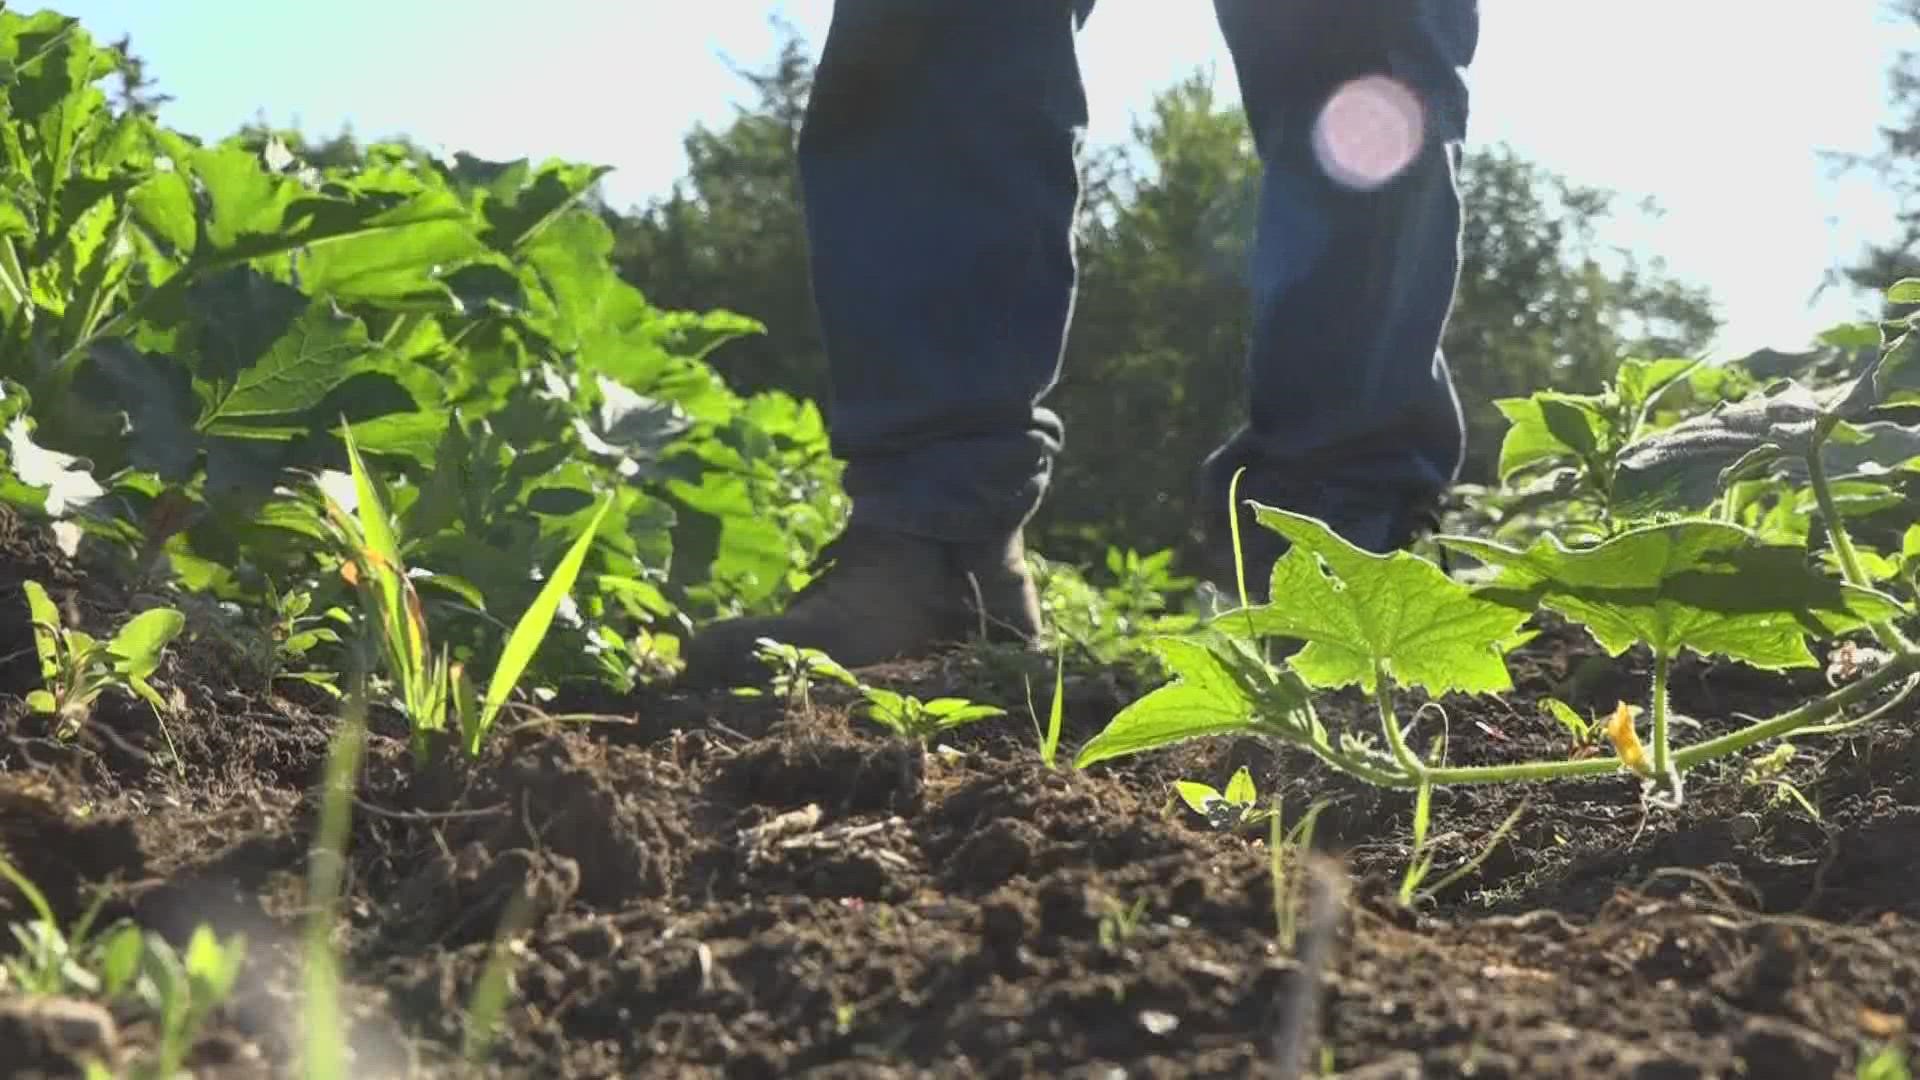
[{"xmin": 1605, "ymin": 702, "xmax": 1650, "ymax": 776}]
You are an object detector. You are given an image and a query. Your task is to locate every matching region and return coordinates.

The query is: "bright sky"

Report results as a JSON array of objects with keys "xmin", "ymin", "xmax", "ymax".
[{"xmin": 45, "ymin": 0, "xmax": 1920, "ymax": 358}]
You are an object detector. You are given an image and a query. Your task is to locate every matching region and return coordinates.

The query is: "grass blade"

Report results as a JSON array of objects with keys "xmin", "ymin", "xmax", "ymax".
[{"xmin": 470, "ymin": 497, "xmax": 611, "ymax": 753}]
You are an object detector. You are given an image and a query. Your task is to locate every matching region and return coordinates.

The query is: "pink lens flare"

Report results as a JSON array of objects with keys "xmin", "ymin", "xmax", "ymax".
[{"xmin": 1312, "ymin": 75, "xmax": 1426, "ymax": 191}]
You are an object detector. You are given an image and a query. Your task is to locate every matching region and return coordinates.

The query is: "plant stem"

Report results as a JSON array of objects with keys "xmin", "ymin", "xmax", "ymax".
[
  {"xmin": 1806, "ymin": 442, "xmax": 1913, "ymax": 654},
  {"xmin": 1313, "ymin": 650, "xmax": 1920, "ymax": 789},
  {"xmin": 1651, "ymin": 652, "xmax": 1673, "ymax": 780},
  {"xmin": 1673, "ymin": 649, "xmax": 1920, "ymax": 768},
  {"xmin": 1374, "ymin": 666, "xmax": 1426, "ymax": 777},
  {"xmin": 1295, "ymin": 739, "xmax": 1416, "ymax": 789}
]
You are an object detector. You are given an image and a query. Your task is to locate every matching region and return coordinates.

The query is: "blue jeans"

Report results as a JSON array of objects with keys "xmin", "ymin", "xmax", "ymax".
[{"xmin": 797, "ymin": 0, "xmax": 1478, "ymax": 547}]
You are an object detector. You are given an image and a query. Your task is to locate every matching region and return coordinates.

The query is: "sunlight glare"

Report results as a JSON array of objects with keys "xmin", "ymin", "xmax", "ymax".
[{"xmin": 1313, "ymin": 75, "xmax": 1425, "ymax": 190}]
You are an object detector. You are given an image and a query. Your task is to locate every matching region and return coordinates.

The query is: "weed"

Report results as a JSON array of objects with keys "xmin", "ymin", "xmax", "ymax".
[{"xmin": 21, "ymin": 580, "xmax": 183, "ymax": 739}]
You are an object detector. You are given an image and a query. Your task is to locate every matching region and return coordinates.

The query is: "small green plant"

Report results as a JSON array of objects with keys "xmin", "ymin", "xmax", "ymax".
[
  {"xmin": 1078, "ymin": 301, "xmax": 1920, "ymax": 895},
  {"xmin": 1740, "ymin": 743, "xmax": 1821, "ymax": 820},
  {"xmin": 1096, "ymin": 895, "xmax": 1148, "ymax": 951},
  {"xmin": 108, "ymin": 924, "xmax": 249, "ymax": 1079},
  {"xmin": 0, "ymin": 851, "xmax": 244, "ymax": 1079},
  {"xmin": 749, "ymin": 638, "xmax": 859, "ymax": 717},
  {"xmin": 1489, "ymin": 356, "xmax": 1707, "ymax": 538},
  {"xmin": 861, "ymin": 688, "xmax": 1005, "ymax": 743},
  {"xmin": 1024, "ymin": 640, "xmax": 1067, "ymax": 768},
  {"xmin": 1268, "ymin": 797, "xmax": 1328, "ymax": 950},
  {"xmin": 0, "ymin": 850, "xmax": 110, "ymax": 996},
  {"xmin": 185, "ymin": 583, "xmax": 350, "ymax": 699},
  {"xmin": 317, "ymin": 421, "xmax": 610, "ymax": 761},
  {"xmin": 20, "ymin": 580, "xmax": 184, "ymax": 738},
  {"xmin": 248, "ymin": 582, "xmax": 349, "ymax": 697},
  {"xmin": 1539, "ymin": 697, "xmax": 1595, "ymax": 750},
  {"xmin": 1174, "ymin": 765, "xmax": 1277, "ymax": 832},
  {"xmin": 1032, "ymin": 545, "xmax": 1199, "ymax": 670}
]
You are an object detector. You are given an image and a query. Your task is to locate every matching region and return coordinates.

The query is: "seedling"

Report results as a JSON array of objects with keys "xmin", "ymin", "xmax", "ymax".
[
  {"xmin": 861, "ymin": 688, "xmax": 1005, "ymax": 744},
  {"xmin": 20, "ymin": 580, "xmax": 184, "ymax": 739},
  {"xmin": 1268, "ymin": 797, "xmax": 1328, "ymax": 950},
  {"xmin": 1540, "ymin": 698, "xmax": 1595, "ymax": 749},
  {"xmin": 0, "ymin": 852, "xmax": 243, "ymax": 1079},
  {"xmin": 1174, "ymin": 766, "xmax": 1277, "ymax": 832},
  {"xmin": 108, "ymin": 924, "xmax": 248, "ymax": 1079},
  {"xmin": 0, "ymin": 850, "xmax": 110, "ymax": 996},
  {"xmin": 1740, "ymin": 743, "xmax": 1821, "ymax": 820},
  {"xmin": 1096, "ymin": 895, "xmax": 1148, "ymax": 951},
  {"xmin": 748, "ymin": 638, "xmax": 859, "ymax": 717},
  {"xmin": 249, "ymin": 582, "xmax": 348, "ymax": 697},
  {"xmin": 317, "ymin": 421, "xmax": 610, "ymax": 760},
  {"xmin": 189, "ymin": 583, "xmax": 349, "ymax": 698},
  {"xmin": 1024, "ymin": 640, "xmax": 1067, "ymax": 768}
]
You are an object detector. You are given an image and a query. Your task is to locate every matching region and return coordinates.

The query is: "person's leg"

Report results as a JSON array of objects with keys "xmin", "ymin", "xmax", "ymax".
[
  {"xmin": 803, "ymin": 0, "xmax": 1090, "ymax": 545},
  {"xmin": 1201, "ymin": 0, "xmax": 1479, "ymax": 593},
  {"xmin": 682, "ymin": 0, "xmax": 1095, "ymax": 684}
]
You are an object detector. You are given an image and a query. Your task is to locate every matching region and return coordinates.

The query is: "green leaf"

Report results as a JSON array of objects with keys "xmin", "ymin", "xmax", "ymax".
[
  {"xmin": 1173, "ymin": 781, "xmax": 1222, "ymax": 816},
  {"xmin": 469, "ymin": 495, "xmax": 612, "ymax": 751},
  {"xmin": 197, "ymin": 298, "xmax": 376, "ymax": 431},
  {"xmin": 129, "ymin": 169, "xmax": 197, "ymax": 262},
  {"xmin": 1440, "ymin": 520, "xmax": 1909, "ymax": 670},
  {"xmin": 591, "ymin": 382, "xmax": 692, "ymax": 460},
  {"xmin": 24, "ymin": 689, "xmax": 57, "ymax": 714},
  {"xmin": 1222, "ymin": 765, "xmax": 1256, "ymax": 806},
  {"xmin": 1611, "ymin": 381, "xmax": 1823, "ymax": 513},
  {"xmin": 106, "ymin": 606, "xmax": 185, "ymax": 679},
  {"xmin": 520, "ymin": 213, "xmax": 668, "ymax": 385},
  {"xmin": 460, "ymin": 156, "xmax": 612, "ymax": 254},
  {"xmin": 336, "ymin": 423, "xmax": 410, "ymax": 672},
  {"xmin": 1237, "ymin": 507, "xmax": 1529, "ymax": 696},
  {"xmin": 1074, "ymin": 635, "xmax": 1302, "ymax": 768},
  {"xmin": 925, "ymin": 699, "xmax": 1006, "ymax": 729},
  {"xmin": 124, "ymin": 674, "xmax": 167, "ymax": 715},
  {"xmin": 1614, "ymin": 357, "xmax": 1699, "ymax": 413},
  {"xmin": 1541, "ymin": 698, "xmax": 1589, "ymax": 741},
  {"xmin": 98, "ymin": 925, "xmax": 144, "ymax": 996},
  {"xmin": 189, "ymin": 146, "xmax": 304, "ymax": 257},
  {"xmin": 1613, "ymin": 374, "xmax": 1920, "ymax": 515},
  {"xmin": 1887, "ymin": 279, "xmax": 1920, "ymax": 304},
  {"xmin": 183, "ymin": 925, "xmax": 245, "ymax": 999},
  {"xmin": 186, "ymin": 147, "xmax": 469, "ymax": 267},
  {"xmin": 82, "ymin": 340, "xmax": 198, "ymax": 479},
  {"xmin": 21, "ymin": 579, "xmax": 61, "ymax": 680},
  {"xmin": 290, "ymin": 176, "xmax": 488, "ymax": 305},
  {"xmin": 1494, "ymin": 392, "xmax": 1611, "ymax": 481},
  {"xmin": 1873, "ymin": 332, "xmax": 1920, "ymax": 406}
]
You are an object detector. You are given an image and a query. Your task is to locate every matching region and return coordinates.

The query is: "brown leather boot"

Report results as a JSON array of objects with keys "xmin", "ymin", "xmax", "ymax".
[{"xmin": 678, "ymin": 525, "xmax": 1042, "ymax": 688}]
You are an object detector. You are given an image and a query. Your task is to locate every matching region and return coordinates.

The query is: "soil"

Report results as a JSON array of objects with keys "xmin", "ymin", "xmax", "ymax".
[{"xmin": 2, "ymin": 505, "xmax": 1917, "ymax": 1079}]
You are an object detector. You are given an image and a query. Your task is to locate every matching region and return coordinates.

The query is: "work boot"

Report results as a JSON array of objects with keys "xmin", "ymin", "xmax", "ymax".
[
  {"xmin": 678, "ymin": 525, "xmax": 1042, "ymax": 688},
  {"xmin": 1196, "ymin": 453, "xmax": 1442, "ymax": 604}
]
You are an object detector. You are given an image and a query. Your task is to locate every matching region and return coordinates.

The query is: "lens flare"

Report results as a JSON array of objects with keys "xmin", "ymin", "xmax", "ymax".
[{"xmin": 1312, "ymin": 75, "xmax": 1425, "ymax": 191}]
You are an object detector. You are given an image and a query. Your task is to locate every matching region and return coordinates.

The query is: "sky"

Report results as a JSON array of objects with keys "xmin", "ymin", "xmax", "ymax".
[{"xmin": 43, "ymin": 0, "xmax": 1920, "ymax": 358}]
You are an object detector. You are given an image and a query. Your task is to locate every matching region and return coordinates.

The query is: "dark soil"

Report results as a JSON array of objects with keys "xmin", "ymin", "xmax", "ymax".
[{"xmin": 2, "ymin": 506, "xmax": 1917, "ymax": 1078}]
